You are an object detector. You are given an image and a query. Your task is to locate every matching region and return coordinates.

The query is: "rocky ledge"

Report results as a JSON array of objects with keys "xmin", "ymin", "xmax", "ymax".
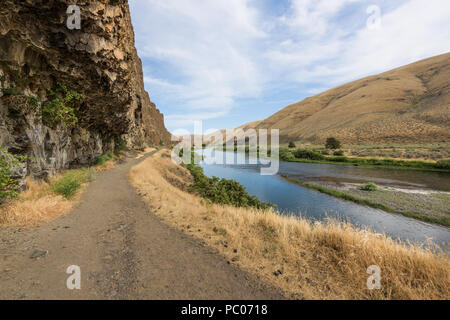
[{"xmin": 0, "ymin": 0, "xmax": 171, "ymax": 182}]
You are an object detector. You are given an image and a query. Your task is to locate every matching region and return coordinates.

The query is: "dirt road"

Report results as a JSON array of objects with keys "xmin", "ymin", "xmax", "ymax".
[{"xmin": 0, "ymin": 152, "xmax": 283, "ymax": 299}]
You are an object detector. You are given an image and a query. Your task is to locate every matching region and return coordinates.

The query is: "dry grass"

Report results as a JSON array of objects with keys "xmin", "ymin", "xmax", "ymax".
[
  {"xmin": 0, "ymin": 178, "xmax": 77, "ymax": 227},
  {"xmin": 94, "ymin": 160, "xmax": 116, "ymax": 172},
  {"xmin": 129, "ymin": 150, "xmax": 450, "ymax": 300},
  {"xmin": 135, "ymin": 147, "xmax": 156, "ymax": 159}
]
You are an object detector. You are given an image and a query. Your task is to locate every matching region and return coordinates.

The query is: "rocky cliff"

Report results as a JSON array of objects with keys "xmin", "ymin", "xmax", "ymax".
[{"xmin": 0, "ymin": 0, "xmax": 171, "ymax": 181}]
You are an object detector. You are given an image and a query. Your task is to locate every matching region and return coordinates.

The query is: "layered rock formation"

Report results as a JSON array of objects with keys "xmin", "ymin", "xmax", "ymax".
[{"xmin": 0, "ymin": 0, "xmax": 170, "ymax": 180}]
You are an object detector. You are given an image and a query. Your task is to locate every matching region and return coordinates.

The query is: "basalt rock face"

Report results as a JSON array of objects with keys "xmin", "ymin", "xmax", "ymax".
[{"xmin": 0, "ymin": 0, "xmax": 171, "ymax": 181}]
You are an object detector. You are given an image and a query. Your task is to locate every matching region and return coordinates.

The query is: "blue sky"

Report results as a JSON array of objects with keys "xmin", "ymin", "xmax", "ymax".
[{"xmin": 129, "ymin": 0, "xmax": 450, "ymax": 134}]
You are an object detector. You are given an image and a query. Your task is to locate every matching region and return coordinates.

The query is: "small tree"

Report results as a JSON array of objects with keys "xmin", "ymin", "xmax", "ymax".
[
  {"xmin": 325, "ymin": 137, "xmax": 341, "ymax": 150},
  {"xmin": 0, "ymin": 147, "xmax": 27, "ymax": 201},
  {"xmin": 288, "ymin": 141, "xmax": 296, "ymax": 148}
]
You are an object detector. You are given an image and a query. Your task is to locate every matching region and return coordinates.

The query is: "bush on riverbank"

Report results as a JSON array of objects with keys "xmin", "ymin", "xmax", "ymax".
[
  {"xmin": 186, "ymin": 164, "xmax": 273, "ymax": 210},
  {"xmin": 436, "ymin": 159, "xmax": 450, "ymax": 170},
  {"xmin": 360, "ymin": 182, "xmax": 378, "ymax": 191},
  {"xmin": 293, "ymin": 148, "xmax": 325, "ymax": 160},
  {"xmin": 279, "ymin": 147, "xmax": 295, "ymax": 161}
]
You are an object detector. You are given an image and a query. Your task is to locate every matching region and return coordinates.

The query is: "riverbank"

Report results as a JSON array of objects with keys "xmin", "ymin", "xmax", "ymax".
[
  {"xmin": 129, "ymin": 149, "xmax": 450, "ymax": 300},
  {"xmin": 282, "ymin": 142, "xmax": 450, "ymax": 161},
  {"xmin": 279, "ymin": 147, "xmax": 450, "ymax": 172},
  {"xmin": 220, "ymin": 146, "xmax": 450, "ymax": 172},
  {"xmin": 281, "ymin": 175, "xmax": 450, "ymax": 227}
]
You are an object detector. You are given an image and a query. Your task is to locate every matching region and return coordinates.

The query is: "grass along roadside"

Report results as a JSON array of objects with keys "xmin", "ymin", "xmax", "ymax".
[
  {"xmin": 0, "ymin": 146, "xmax": 153, "ymax": 227},
  {"xmin": 129, "ymin": 149, "xmax": 450, "ymax": 300},
  {"xmin": 0, "ymin": 149, "xmax": 125, "ymax": 227},
  {"xmin": 281, "ymin": 175, "xmax": 450, "ymax": 227},
  {"xmin": 0, "ymin": 167, "xmax": 95, "ymax": 226}
]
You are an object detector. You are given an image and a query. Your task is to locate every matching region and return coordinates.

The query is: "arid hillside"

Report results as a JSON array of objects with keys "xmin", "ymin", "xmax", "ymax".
[{"xmin": 243, "ymin": 53, "xmax": 450, "ymax": 145}]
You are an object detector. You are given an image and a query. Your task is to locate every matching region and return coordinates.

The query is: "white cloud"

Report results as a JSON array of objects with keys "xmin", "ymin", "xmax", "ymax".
[
  {"xmin": 130, "ymin": 0, "xmax": 265, "ymax": 129},
  {"xmin": 280, "ymin": 0, "xmax": 360, "ymax": 36},
  {"xmin": 268, "ymin": 0, "xmax": 450, "ymax": 85},
  {"xmin": 130, "ymin": 0, "xmax": 450, "ymax": 131}
]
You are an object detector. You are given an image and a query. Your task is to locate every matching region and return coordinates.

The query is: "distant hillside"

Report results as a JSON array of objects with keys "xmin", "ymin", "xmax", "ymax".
[{"xmin": 241, "ymin": 53, "xmax": 450, "ymax": 145}]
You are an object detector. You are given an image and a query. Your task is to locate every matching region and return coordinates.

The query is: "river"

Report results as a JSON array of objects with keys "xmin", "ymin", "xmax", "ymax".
[{"xmin": 198, "ymin": 149, "xmax": 450, "ymax": 249}]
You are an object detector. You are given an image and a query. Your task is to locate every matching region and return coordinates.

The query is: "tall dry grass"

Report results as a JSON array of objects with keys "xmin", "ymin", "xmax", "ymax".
[
  {"xmin": 129, "ymin": 149, "xmax": 450, "ymax": 300},
  {"xmin": 0, "ymin": 178, "xmax": 75, "ymax": 226}
]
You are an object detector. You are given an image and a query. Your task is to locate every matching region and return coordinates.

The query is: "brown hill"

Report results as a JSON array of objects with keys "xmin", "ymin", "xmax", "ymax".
[{"xmin": 243, "ymin": 53, "xmax": 450, "ymax": 145}]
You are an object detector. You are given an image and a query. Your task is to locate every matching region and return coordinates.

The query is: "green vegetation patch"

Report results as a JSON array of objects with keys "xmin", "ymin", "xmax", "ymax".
[
  {"xmin": 95, "ymin": 152, "xmax": 115, "ymax": 166},
  {"xmin": 50, "ymin": 168, "xmax": 96, "ymax": 199},
  {"xmin": 293, "ymin": 148, "xmax": 325, "ymax": 160},
  {"xmin": 0, "ymin": 147, "xmax": 29, "ymax": 201},
  {"xmin": 435, "ymin": 159, "xmax": 450, "ymax": 170},
  {"xmin": 360, "ymin": 182, "xmax": 378, "ymax": 191},
  {"xmin": 278, "ymin": 147, "xmax": 449, "ymax": 172},
  {"xmin": 42, "ymin": 83, "xmax": 83, "ymax": 129},
  {"xmin": 114, "ymin": 137, "xmax": 129, "ymax": 155},
  {"xmin": 325, "ymin": 137, "xmax": 342, "ymax": 150},
  {"xmin": 186, "ymin": 164, "xmax": 274, "ymax": 210}
]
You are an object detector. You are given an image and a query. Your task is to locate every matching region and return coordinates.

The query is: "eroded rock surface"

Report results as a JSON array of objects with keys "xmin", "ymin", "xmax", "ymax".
[{"xmin": 0, "ymin": 0, "xmax": 170, "ymax": 180}]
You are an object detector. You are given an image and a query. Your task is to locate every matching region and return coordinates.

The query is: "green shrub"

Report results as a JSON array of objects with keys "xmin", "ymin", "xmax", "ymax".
[
  {"xmin": 325, "ymin": 137, "xmax": 342, "ymax": 150},
  {"xmin": 333, "ymin": 150, "xmax": 344, "ymax": 156},
  {"xmin": 288, "ymin": 141, "xmax": 296, "ymax": 148},
  {"xmin": 95, "ymin": 152, "xmax": 115, "ymax": 165},
  {"xmin": 293, "ymin": 148, "xmax": 325, "ymax": 160},
  {"xmin": 50, "ymin": 168, "xmax": 95, "ymax": 199},
  {"xmin": 279, "ymin": 148, "xmax": 295, "ymax": 161},
  {"xmin": 436, "ymin": 159, "xmax": 450, "ymax": 170},
  {"xmin": 186, "ymin": 164, "xmax": 273, "ymax": 210},
  {"xmin": 321, "ymin": 150, "xmax": 330, "ymax": 155},
  {"xmin": 0, "ymin": 147, "xmax": 27, "ymax": 201},
  {"xmin": 42, "ymin": 83, "xmax": 83, "ymax": 128},
  {"xmin": 114, "ymin": 137, "xmax": 129, "ymax": 154},
  {"xmin": 360, "ymin": 182, "xmax": 378, "ymax": 191}
]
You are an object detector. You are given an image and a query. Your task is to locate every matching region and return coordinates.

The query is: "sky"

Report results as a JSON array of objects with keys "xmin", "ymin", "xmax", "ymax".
[{"xmin": 129, "ymin": 0, "xmax": 450, "ymax": 134}]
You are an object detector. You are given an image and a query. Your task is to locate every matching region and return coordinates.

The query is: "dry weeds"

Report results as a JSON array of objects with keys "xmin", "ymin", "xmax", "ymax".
[{"xmin": 0, "ymin": 178, "xmax": 78, "ymax": 226}]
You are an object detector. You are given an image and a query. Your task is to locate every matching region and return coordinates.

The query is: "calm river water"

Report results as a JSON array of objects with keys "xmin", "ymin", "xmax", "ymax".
[{"xmin": 198, "ymin": 150, "xmax": 450, "ymax": 248}]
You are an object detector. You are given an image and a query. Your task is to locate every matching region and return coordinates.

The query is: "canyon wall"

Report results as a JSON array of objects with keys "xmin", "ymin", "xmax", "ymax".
[{"xmin": 0, "ymin": 0, "xmax": 171, "ymax": 182}]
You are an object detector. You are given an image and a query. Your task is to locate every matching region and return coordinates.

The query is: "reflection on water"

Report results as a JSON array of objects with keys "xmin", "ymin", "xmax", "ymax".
[{"xmin": 198, "ymin": 150, "xmax": 450, "ymax": 248}]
